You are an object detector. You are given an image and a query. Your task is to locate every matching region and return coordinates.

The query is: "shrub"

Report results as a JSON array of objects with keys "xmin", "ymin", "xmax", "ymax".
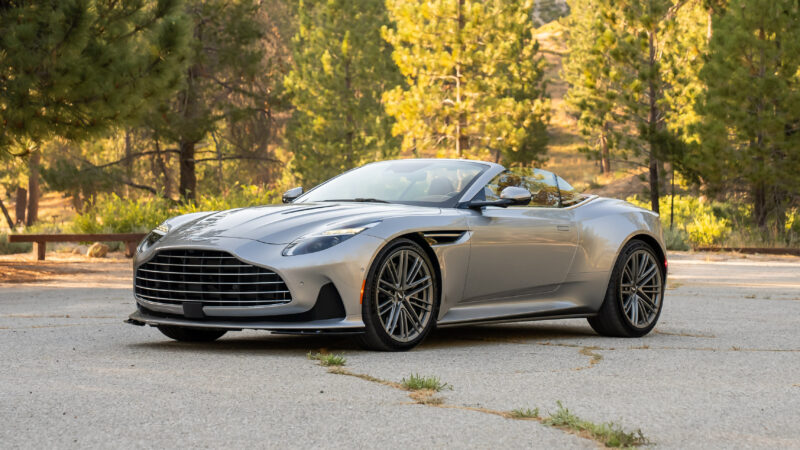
[
  {"xmin": 72, "ymin": 185, "xmax": 280, "ymax": 234},
  {"xmin": 0, "ymin": 233, "xmax": 32, "ymax": 255},
  {"xmin": 627, "ymin": 195, "xmax": 733, "ymax": 248}
]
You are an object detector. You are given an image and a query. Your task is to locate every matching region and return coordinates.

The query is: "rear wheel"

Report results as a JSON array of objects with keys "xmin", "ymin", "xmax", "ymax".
[
  {"xmin": 157, "ymin": 325, "xmax": 227, "ymax": 342},
  {"xmin": 356, "ymin": 238, "xmax": 439, "ymax": 351},
  {"xmin": 588, "ymin": 240, "xmax": 664, "ymax": 337}
]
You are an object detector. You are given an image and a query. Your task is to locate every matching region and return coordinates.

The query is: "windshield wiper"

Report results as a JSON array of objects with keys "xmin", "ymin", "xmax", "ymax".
[{"xmin": 322, "ymin": 198, "xmax": 391, "ymax": 203}]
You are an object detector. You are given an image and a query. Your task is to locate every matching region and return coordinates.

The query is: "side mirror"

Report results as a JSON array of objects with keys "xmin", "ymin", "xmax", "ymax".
[
  {"xmin": 468, "ymin": 186, "xmax": 531, "ymax": 209},
  {"xmin": 499, "ymin": 186, "xmax": 531, "ymax": 205},
  {"xmin": 282, "ymin": 186, "xmax": 303, "ymax": 203}
]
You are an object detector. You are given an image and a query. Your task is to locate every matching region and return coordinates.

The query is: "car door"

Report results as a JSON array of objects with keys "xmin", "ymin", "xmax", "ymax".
[{"xmin": 462, "ymin": 169, "xmax": 579, "ymax": 303}]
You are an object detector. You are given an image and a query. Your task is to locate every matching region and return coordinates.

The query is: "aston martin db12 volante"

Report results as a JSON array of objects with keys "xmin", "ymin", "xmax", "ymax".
[{"xmin": 127, "ymin": 159, "xmax": 666, "ymax": 350}]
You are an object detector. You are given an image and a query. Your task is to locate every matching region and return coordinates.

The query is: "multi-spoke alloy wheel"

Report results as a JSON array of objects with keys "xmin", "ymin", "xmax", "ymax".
[
  {"xmin": 375, "ymin": 248, "xmax": 434, "ymax": 342},
  {"xmin": 619, "ymin": 249, "xmax": 662, "ymax": 328},
  {"xmin": 588, "ymin": 240, "xmax": 665, "ymax": 337},
  {"xmin": 357, "ymin": 238, "xmax": 439, "ymax": 351}
]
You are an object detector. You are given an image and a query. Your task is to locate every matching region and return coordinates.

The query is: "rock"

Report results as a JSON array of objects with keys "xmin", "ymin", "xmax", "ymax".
[{"xmin": 86, "ymin": 242, "xmax": 109, "ymax": 258}]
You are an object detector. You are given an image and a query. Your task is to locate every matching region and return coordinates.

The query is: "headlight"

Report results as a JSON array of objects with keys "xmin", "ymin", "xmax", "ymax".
[
  {"xmin": 282, "ymin": 221, "xmax": 380, "ymax": 256},
  {"xmin": 138, "ymin": 222, "xmax": 170, "ymax": 253}
]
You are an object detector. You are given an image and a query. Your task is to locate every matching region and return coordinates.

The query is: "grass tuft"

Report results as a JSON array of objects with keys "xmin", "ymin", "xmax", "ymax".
[
  {"xmin": 509, "ymin": 407, "xmax": 540, "ymax": 419},
  {"xmin": 401, "ymin": 374, "xmax": 451, "ymax": 392},
  {"xmin": 544, "ymin": 401, "xmax": 648, "ymax": 448},
  {"xmin": 307, "ymin": 352, "xmax": 346, "ymax": 367}
]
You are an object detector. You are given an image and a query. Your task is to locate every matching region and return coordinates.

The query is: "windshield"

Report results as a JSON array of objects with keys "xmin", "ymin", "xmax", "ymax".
[{"xmin": 296, "ymin": 160, "xmax": 488, "ymax": 207}]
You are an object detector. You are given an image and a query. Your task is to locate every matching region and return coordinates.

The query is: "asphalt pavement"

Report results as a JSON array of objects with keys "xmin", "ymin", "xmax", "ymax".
[{"xmin": 1, "ymin": 252, "xmax": 798, "ymax": 448}]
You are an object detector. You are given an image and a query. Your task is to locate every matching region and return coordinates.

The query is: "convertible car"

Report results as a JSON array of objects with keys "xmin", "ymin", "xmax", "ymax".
[{"xmin": 127, "ymin": 159, "xmax": 666, "ymax": 351}]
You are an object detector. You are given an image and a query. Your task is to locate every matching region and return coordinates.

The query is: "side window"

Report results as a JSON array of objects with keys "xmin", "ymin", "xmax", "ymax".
[
  {"xmin": 555, "ymin": 175, "xmax": 587, "ymax": 207},
  {"xmin": 521, "ymin": 169, "xmax": 560, "ymax": 207}
]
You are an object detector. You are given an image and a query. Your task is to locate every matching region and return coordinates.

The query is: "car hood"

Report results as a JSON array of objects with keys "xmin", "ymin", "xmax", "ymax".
[{"xmin": 164, "ymin": 202, "xmax": 441, "ymax": 244}]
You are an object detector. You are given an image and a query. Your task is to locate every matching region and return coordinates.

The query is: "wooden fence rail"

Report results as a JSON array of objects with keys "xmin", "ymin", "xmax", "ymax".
[{"xmin": 8, "ymin": 233, "xmax": 146, "ymax": 260}]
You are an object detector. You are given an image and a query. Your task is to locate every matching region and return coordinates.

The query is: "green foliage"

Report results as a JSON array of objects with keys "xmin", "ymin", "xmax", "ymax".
[
  {"xmin": 286, "ymin": 0, "xmax": 401, "ymax": 186},
  {"xmin": 306, "ymin": 352, "xmax": 346, "ymax": 367},
  {"xmin": 564, "ymin": 0, "xmax": 706, "ymax": 211},
  {"xmin": 0, "ymin": 233, "xmax": 32, "ymax": 255},
  {"xmin": 509, "ymin": 408, "xmax": 540, "ymax": 419},
  {"xmin": 147, "ymin": 0, "xmax": 275, "ymax": 200},
  {"xmin": 690, "ymin": 0, "xmax": 800, "ymax": 231},
  {"xmin": 544, "ymin": 401, "xmax": 648, "ymax": 448},
  {"xmin": 562, "ymin": 0, "xmax": 619, "ymax": 173},
  {"xmin": 0, "ymin": 0, "xmax": 190, "ymax": 155},
  {"xmin": 628, "ymin": 194, "xmax": 733, "ymax": 248},
  {"xmin": 663, "ymin": 227, "xmax": 690, "ymax": 251},
  {"xmin": 400, "ymin": 374, "xmax": 451, "ymax": 392},
  {"xmin": 72, "ymin": 185, "xmax": 279, "ymax": 233},
  {"xmin": 384, "ymin": 0, "xmax": 550, "ymax": 164}
]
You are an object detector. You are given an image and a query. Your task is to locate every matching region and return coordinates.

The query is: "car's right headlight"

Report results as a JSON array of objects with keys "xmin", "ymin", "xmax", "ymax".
[{"xmin": 138, "ymin": 222, "xmax": 170, "ymax": 253}]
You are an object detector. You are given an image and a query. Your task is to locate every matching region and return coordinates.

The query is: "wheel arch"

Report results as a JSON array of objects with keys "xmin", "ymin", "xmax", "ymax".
[{"xmin": 625, "ymin": 233, "xmax": 667, "ymax": 279}]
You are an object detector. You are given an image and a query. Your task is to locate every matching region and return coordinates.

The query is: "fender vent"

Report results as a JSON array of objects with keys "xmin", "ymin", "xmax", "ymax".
[{"xmin": 421, "ymin": 231, "xmax": 467, "ymax": 245}]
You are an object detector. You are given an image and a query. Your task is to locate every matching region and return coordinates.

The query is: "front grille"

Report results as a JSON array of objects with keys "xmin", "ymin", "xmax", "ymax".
[{"xmin": 134, "ymin": 249, "xmax": 291, "ymax": 307}]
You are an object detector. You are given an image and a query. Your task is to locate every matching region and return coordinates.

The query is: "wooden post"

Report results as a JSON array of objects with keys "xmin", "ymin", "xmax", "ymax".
[
  {"xmin": 125, "ymin": 240, "xmax": 138, "ymax": 258},
  {"xmin": 34, "ymin": 241, "xmax": 46, "ymax": 261}
]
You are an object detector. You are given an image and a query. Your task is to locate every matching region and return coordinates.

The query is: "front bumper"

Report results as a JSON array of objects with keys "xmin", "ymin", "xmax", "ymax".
[
  {"xmin": 131, "ymin": 233, "xmax": 384, "ymax": 325},
  {"xmin": 127, "ymin": 310, "xmax": 364, "ymax": 333}
]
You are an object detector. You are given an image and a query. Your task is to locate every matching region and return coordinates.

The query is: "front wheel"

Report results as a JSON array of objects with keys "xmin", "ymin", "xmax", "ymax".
[
  {"xmin": 356, "ymin": 238, "xmax": 439, "ymax": 351},
  {"xmin": 157, "ymin": 325, "xmax": 227, "ymax": 342},
  {"xmin": 588, "ymin": 240, "xmax": 665, "ymax": 337}
]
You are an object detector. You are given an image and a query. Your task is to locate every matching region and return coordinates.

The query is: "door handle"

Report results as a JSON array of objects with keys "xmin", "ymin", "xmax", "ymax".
[{"xmin": 557, "ymin": 225, "xmax": 571, "ymax": 232}]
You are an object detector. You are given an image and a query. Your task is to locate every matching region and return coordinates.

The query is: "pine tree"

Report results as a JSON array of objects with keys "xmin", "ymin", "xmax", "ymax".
[
  {"xmin": 0, "ymin": 0, "xmax": 190, "ymax": 223},
  {"xmin": 563, "ymin": 0, "xmax": 619, "ymax": 174},
  {"xmin": 569, "ymin": 0, "xmax": 704, "ymax": 213},
  {"xmin": 285, "ymin": 0, "xmax": 401, "ymax": 186},
  {"xmin": 146, "ymin": 0, "xmax": 268, "ymax": 201},
  {"xmin": 692, "ymin": 0, "xmax": 800, "ymax": 231},
  {"xmin": 0, "ymin": 0, "xmax": 190, "ymax": 154},
  {"xmin": 383, "ymin": 0, "xmax": 550, "ymax": 165}
]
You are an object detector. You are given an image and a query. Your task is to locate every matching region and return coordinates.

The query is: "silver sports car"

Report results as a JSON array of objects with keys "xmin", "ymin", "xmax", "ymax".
[{"xmin": 127, "ymin": 159, "xmax": 666, "ymax": 351}]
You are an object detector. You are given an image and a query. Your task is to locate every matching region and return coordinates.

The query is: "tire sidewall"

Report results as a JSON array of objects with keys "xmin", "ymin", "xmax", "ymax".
[
  {"xmin": 612, "ymin": 240, "xmax": 665, "ymax": 336},
  {"xmin": 361, "ymin": 238, "xmax": 440, "ymax": 351}
]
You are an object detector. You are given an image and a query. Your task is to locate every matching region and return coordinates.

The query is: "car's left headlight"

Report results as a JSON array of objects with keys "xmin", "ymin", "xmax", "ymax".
[
  {"xmin": 282, "ymin": 221, "xmax": 380, "ymax": 256},
  {"xmin": 138, "ymin": 222, "xmax": 170, "ymax": 253}
]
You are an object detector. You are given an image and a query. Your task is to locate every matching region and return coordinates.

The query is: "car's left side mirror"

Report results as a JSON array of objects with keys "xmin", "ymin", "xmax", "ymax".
[
  {"xmin": 468, "ymin": 186, "xmax": 531, "ymax": 209},
  {"xmin": 282, "ymin": 186, "xmax": 303, "ymax": 203},
  {"xmin": 499, "ymin": 186, "xmax": 532, "ymax": 205}
]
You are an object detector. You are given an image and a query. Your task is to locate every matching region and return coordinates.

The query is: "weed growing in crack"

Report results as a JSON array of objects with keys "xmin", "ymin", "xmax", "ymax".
[
  {"xmin": 544, "ymin": 401, "xmax": 648, "ymax": 448},
  {"xmin": 509, "ymin": 408, "xmax": 540, "ymax": 419},
  {"xmin": 401, "ymin": 374, "xmax": 451, "ymax": 392},
  {"xmin": 307, "ymin": 352, "xmax": 346, "ymax": 367}
]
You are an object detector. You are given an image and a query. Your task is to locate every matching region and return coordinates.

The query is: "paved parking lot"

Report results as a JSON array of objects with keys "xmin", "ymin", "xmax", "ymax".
[{"xmin": 1, "ymin": 252, "xmax": 799, "ymax": 448}]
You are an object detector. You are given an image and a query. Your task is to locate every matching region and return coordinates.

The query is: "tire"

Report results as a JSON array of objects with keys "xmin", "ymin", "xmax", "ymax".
[
  {"xmin": 157, "ymin": 325, "xmax": 227, "ymax": 342},
  {"xmin": 356, "ymin": 238, "xmax": 440, "ymax": 351},
  {"xmin": 588, "ymin": 239, "xmax": 665, "ymax": 337}
]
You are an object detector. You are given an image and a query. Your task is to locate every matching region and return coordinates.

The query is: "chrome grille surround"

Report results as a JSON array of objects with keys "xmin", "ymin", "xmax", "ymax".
[{"xmin": 134, "ymin": 249, "xmax": 291, "ymax": 307}]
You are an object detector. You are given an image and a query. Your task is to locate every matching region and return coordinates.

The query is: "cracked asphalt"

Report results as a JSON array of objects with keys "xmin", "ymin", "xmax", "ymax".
[{"xmin": 1, "ymin": 252, "xmax": 799, "ymax": 449}]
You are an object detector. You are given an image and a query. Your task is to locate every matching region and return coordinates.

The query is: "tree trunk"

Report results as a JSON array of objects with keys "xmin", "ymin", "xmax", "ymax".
[
  {"xmin": 599, "ymin": 125, "xmax": 611, "ymax": 175},
  {"xmin": 454, "ymin": 0, "xmax": 467, "ymax": 157},
  {"xmin": 753, "ymin": 181, "xmax": 767, "ymax": 229},
  {"xmin": 649, "ymin": 156, "xmax": 660, "ymax": 214},
  {"xmin": 179, "ymin": 140, "xmax": 197, "ymax": 202},
  {"xmin": 26, "ymin": 151, "xmax": 40, "ymax": 226},
  {"xmin": 14, "ymin": 187, "xmax": 26, "ymax": 225},
  {"xmin": 0, "ymin": 197, "xmax": 14, "ymax": 230},
  {"xmin": 124, "ymin": 130, "xmax": 133, "ymax": 197},
  {"xmin": 647, "ymin": 31, "xmax": 660, "ymax": 214}
]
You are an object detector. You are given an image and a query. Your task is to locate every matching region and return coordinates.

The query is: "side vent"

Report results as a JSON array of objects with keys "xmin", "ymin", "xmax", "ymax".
[{"xmin": 421, "ymin": 231, "xmax": 467, "ymax": 246}]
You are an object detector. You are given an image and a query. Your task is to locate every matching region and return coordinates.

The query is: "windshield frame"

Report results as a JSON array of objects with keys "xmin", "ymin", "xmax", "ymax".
[{"xmin": 293, "ymin": 159, "xmax": 492, "ymax": 208}]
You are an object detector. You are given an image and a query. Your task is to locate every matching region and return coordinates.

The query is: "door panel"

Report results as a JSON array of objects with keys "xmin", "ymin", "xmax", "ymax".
[{"xmin": 463, "ymin": 207, "xmax": 578, "ymax": 303}]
